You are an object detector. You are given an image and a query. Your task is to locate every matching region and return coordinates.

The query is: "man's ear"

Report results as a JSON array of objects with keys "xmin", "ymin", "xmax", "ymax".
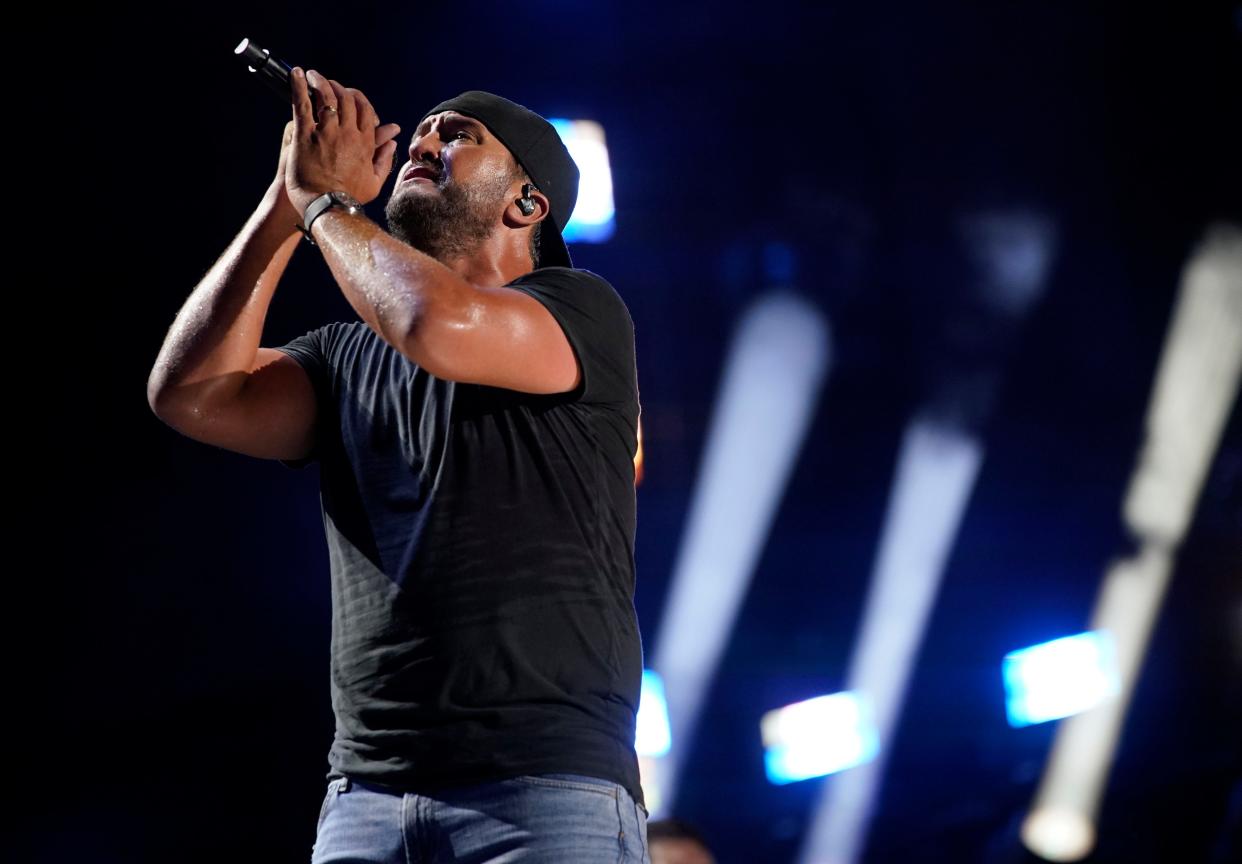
[{"xmin": 505, "ymin": 182, "xmax": 551, "ymax": 228}]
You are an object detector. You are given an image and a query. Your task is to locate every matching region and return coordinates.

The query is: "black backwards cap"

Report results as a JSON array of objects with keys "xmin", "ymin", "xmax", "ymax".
[{"xmin": 419, "ymin": 90, "xmax": 579, "ymax": 269}]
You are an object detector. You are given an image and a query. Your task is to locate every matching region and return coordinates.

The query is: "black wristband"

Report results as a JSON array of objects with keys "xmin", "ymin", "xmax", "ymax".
[{"xmin": 299, "ymin": 191, "xmax": 362, "ymax": 246}]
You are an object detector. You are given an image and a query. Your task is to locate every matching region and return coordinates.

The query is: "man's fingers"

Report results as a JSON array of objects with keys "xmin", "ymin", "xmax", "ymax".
[
  {"xmin": 351, "ymin": 88, "xmax": 380, "ymax": 133},
  {"xmin": 318, "ymin": 75, "xmax": 354, "ymax": 127},
  {"xmin": 373, "ymin": 139, "xmax": 397, "ymax": 178},
  {"xmin": 376, "ymin": 122, "xmax": 403, "ymax": 147},
  {"xmin": 290, "ymin": 67, "xmax": 315, "ymax": 132},
  {"xmin": 352, "ymin": 92, "xmax": 373, "ymax": 134},
  {"xmin": 302, "ymin": 70, "xmax": 340, "ymax": 124}
]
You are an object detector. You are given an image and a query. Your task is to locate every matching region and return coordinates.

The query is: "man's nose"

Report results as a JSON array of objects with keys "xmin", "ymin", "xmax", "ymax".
[{"xmin": 409, "ymin": 132, "xmax": 444, "ymax": 167}]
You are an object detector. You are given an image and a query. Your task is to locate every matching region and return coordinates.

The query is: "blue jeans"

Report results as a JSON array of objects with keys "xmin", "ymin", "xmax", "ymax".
[{"xmin": 310, "ymin": 773, "xmax": 650, "ymax": 863}]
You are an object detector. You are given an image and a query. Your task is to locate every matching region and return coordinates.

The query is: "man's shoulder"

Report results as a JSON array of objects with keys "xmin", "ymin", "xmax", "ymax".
[
  {"xmin": 300, "ymin": 319, "xmax": 367, "ymax": 339},
  {"xmin": 300, "ymin": 319, "xmax": 390, "ymax": 361},
  {"xmin": 507, "ymin": 268, "xmax": 629, "ymax": 318},
  {"xmin": 508, "ymin": 266, "xmax": 614, "ymax": 291}
]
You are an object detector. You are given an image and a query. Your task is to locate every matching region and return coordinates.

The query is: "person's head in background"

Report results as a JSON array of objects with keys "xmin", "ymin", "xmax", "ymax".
[{"xmin": 647, "ymin": 817, "xmax": 717, "ymax": 864}]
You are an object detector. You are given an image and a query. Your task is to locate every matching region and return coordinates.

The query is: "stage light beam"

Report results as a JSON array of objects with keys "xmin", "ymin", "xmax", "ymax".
[{"xmin": 651, "ymin": 293, "xmax": 832, "ymax": 815}]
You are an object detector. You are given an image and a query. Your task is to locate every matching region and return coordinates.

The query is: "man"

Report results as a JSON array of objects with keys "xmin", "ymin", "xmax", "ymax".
[{"xmin": 146, "ymin": 68, "xmax": 647, "ymax": 862}]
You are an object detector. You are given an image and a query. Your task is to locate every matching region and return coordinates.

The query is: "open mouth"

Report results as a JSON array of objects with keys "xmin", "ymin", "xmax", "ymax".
[{"xmin": 402, "ymin": 165, "xmax": 439, "ymax": 184}]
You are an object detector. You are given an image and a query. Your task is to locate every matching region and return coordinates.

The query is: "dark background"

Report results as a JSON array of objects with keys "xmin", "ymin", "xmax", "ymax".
[{"xmin": 47, "ymin": 2, "xmax": 1240, "ymax": 862}]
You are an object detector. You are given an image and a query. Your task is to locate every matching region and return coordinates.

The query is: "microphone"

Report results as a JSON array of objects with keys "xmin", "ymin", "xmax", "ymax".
[{"xmin": 234, "ymin": 37, "xmax": 296, "ymax": 104}]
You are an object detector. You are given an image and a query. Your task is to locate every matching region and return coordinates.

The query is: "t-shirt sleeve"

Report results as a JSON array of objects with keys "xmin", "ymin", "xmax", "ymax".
[
  {"xmin": 269, "ymin": 324, "xmax": 335, "ymax": 470},
  {"xmin": 506, "ymin": 267, "xmax": 637, "ymax": 408}
]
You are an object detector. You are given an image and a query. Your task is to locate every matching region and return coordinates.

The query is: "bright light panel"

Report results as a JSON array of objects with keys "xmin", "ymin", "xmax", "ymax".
[
  {"xmin": 549, "ymin": 118, "xmax": 615, "ymax": 243},
  {"xmin": 762, "ymin": 692, "xmax": 878, "ymax": 784},
  {"xmin": 1003, "ymin": 631, "xmax": 1119, "ymax": 727},
  {"xmin": 636, "ymin": 669, "xmax": 672, "ymax": 757}
]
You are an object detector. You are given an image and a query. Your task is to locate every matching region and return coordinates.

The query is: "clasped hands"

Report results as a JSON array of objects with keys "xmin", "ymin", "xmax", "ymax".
[{"xmin": 280, "ymin": 67, "xmax": 404, "ymax": 220}]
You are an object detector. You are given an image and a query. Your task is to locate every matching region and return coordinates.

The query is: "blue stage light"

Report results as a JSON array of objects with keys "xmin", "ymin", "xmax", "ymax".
[
  {"xmin": 549, "ymin": 118, "xmax": 615, "ymax": 243},
  {"xmin": 653, "ymin": 293, "xmax": 832, "ymax": 805},
  {"xmin": 1003, "ymin": 631, "xmax": 1120, "ymax": 727},
  {"xmin": 636, "ymin": 669, "xmax": 672, "ymax": 757},
  {"xmin": 761, "ymin": 692, "xmax": 879, "ymax": 785}
]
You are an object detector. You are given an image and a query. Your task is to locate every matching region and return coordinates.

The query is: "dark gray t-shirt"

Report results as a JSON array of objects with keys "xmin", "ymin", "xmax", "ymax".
[{"xmin": 274, "ymin": 266, "xmax": 644, "ymax": 808}]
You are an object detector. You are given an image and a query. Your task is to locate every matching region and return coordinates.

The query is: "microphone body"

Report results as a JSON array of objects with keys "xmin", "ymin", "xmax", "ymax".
[{"xmin": 234, "ymin": 37, "xmax": 295, "ymax": 104}]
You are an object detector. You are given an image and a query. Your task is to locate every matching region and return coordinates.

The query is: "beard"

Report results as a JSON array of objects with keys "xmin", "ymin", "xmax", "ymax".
[{"xmin": 384, "ymin": 168, "xmax": 513, "ymax": 261}]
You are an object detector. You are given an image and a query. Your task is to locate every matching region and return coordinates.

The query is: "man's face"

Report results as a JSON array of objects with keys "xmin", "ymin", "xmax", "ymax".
[{"xmin": 384, "ymin": 110, "xmax": 523, "ymax": 260}]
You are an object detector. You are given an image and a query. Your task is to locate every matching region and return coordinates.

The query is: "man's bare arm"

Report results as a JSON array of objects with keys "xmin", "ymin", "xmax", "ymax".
[
  {"xmin": 305, "ymin": 207, "xmax": 580, "ymax": 395},
  {"xmin": 147, "ymin": 184, "xmax": 303, "ymax": 416},
  {"xmin": 148, "ymin": 98, "xmax": 405, "ymax": 460},
  {"xmin": 146, "ymin": 176, "xmax": 328, "ymax": 462}
]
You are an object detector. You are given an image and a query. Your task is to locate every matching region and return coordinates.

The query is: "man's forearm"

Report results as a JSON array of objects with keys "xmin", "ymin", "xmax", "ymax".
[
  {"xmin": 147, "ymin": 185, "xmax": 302, "ymax": 412},
  {"xmin": 305, "ymin": 206, "xmax": 471, "ymax": 361}
]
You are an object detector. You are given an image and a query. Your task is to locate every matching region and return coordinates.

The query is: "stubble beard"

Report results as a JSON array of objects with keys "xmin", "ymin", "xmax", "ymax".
[{"xmin": 384, "ymin": 169, "xmax": 513, "ymax": 262}]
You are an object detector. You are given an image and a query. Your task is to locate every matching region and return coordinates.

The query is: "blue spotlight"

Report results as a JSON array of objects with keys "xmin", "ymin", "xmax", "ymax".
[
  {"xmin": 636, "ymin": 669, "xmax": 672, "ymax": 757},
  {"xmin": 1003, "ymin": 631, "xmax": 1120, "ymax": 727},
  {"xmin": 761, "ymin": 692, "xmax": 879, "ymax": 785},
  {"xmin": 548, "ymin": 118, "xmax": 615, "ymax": 243}
]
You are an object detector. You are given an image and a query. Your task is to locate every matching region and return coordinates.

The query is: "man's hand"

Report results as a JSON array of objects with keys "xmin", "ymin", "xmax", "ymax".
[
  {"xmin": 286, "ymin": 67, "xmax": 402, "ymax": 218},
  {"xmin": 266, "ymin": 119, "xmax": 302, "ymax": 230}
]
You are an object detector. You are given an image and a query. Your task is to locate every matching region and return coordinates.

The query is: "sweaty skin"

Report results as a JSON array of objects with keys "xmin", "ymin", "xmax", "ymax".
[
  {"xmin": 148, "ymin": 67, "xmax": 577, "ymax": 439},
  {"xmin": 279, "ymin": 68, "xmax": 576, "ymax": 394}
]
